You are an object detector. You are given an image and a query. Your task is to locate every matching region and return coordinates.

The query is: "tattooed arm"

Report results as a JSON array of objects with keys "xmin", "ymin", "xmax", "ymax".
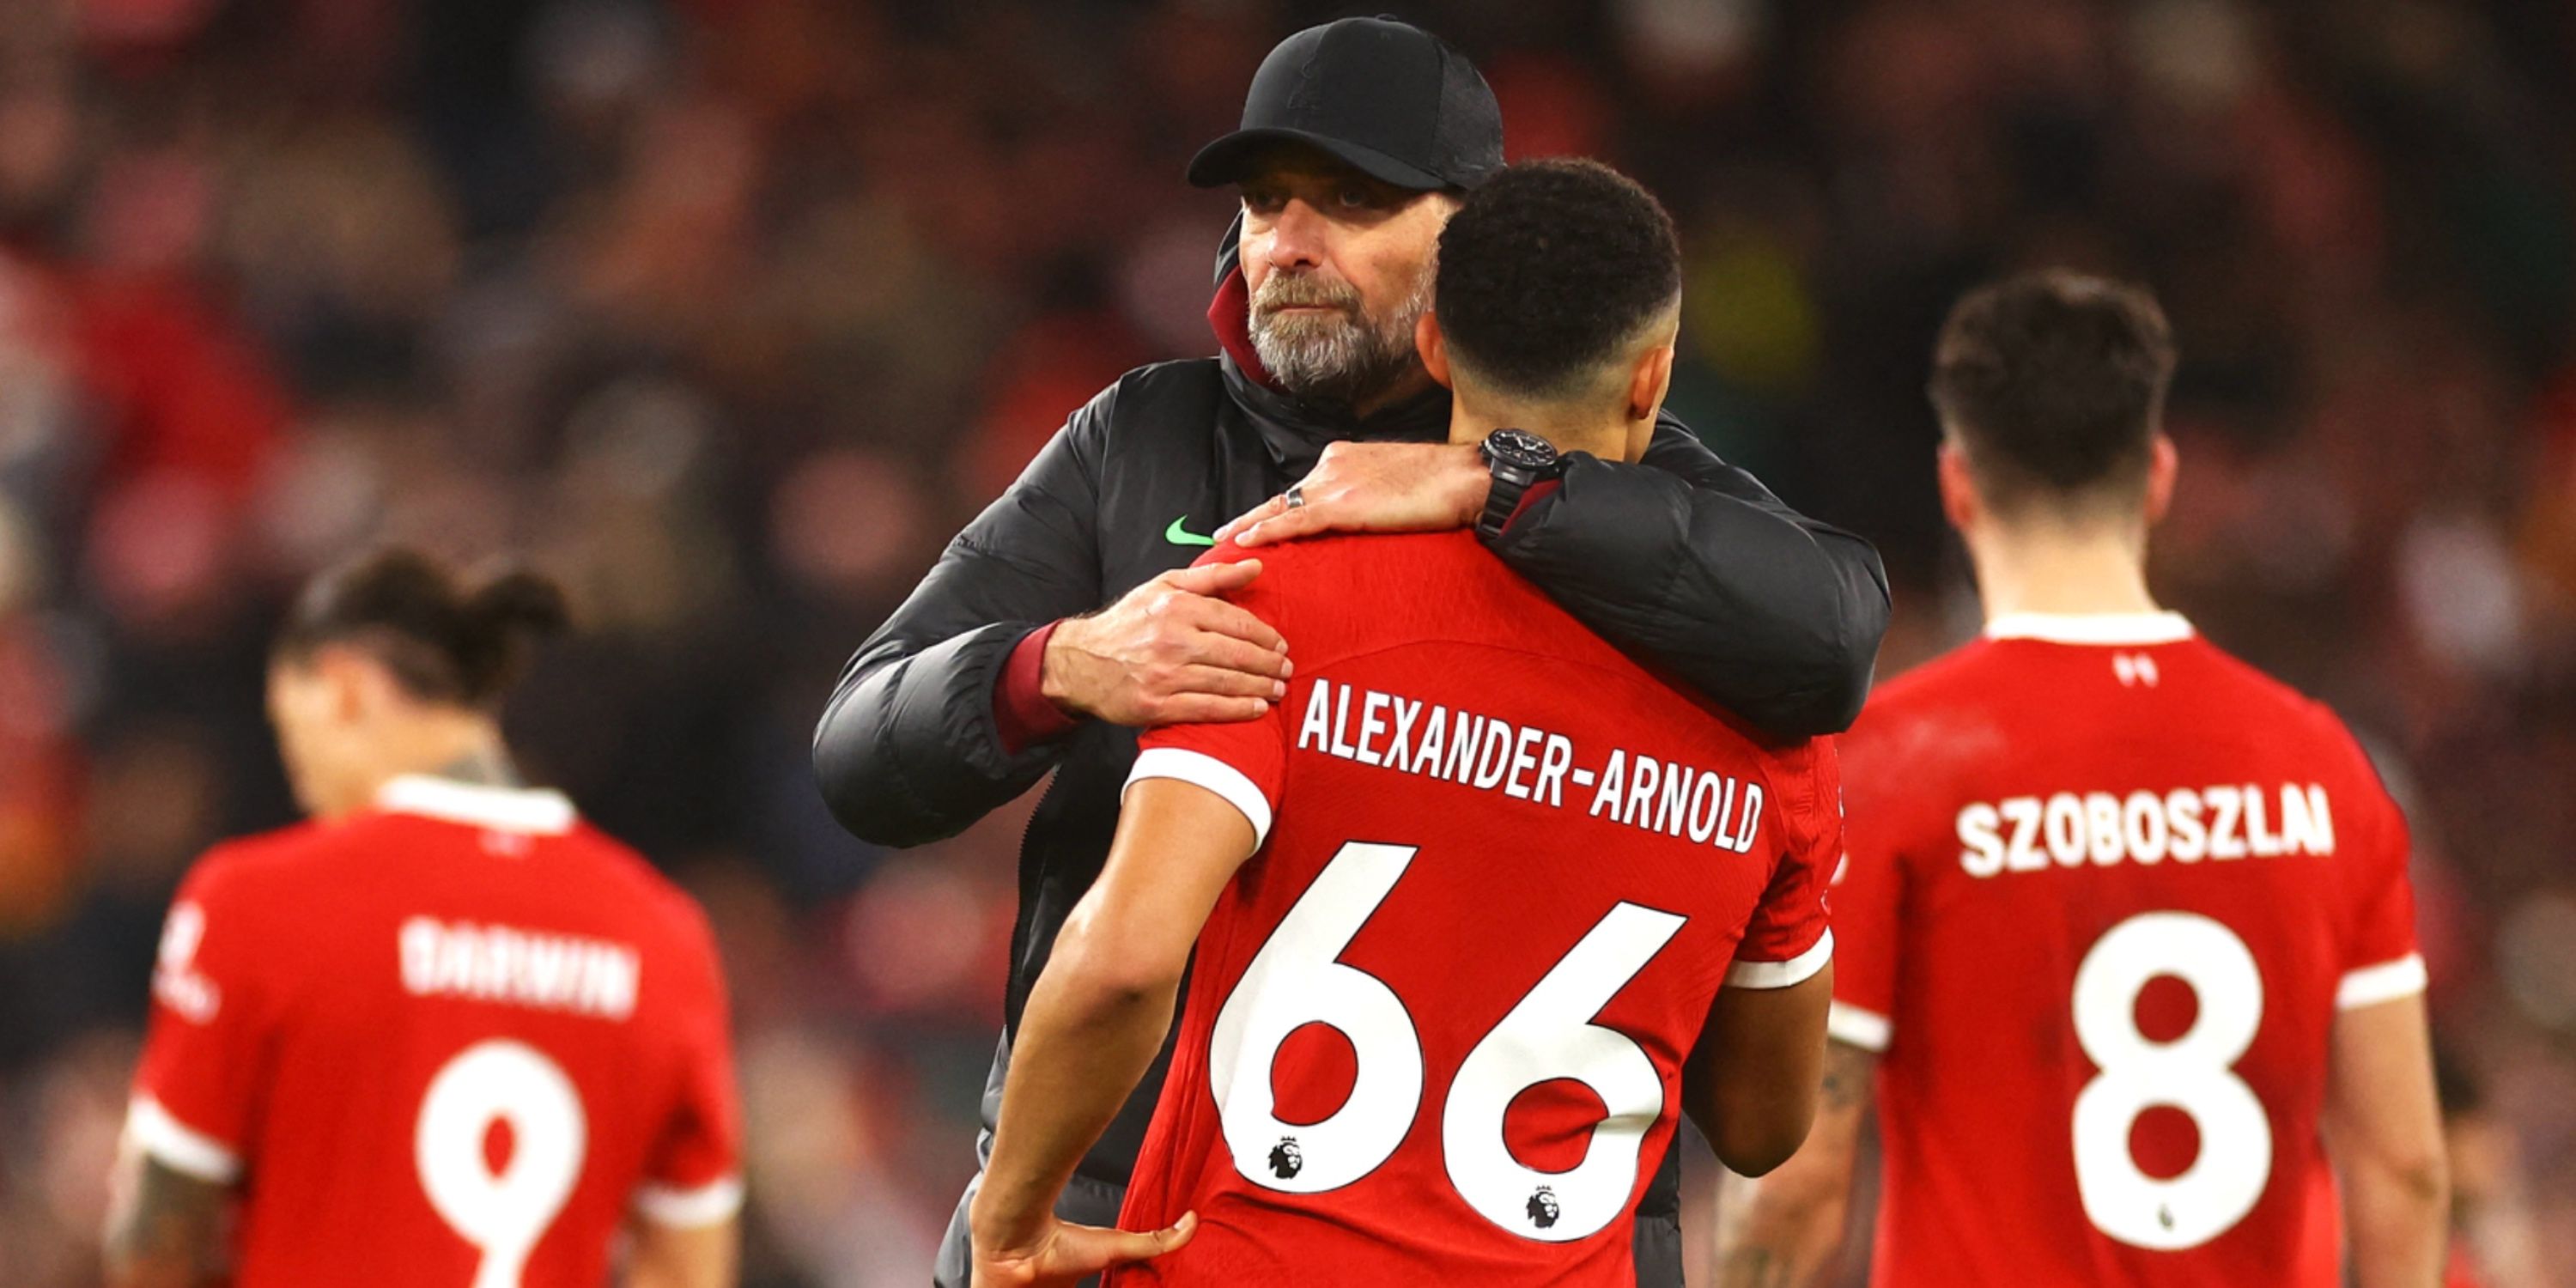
[
  {"xmin": 1711, "ymin": 1039, "xmax": 1879, "ymax": 1288},
  {"xmin": 104, "ymin": 1152, "xmax": 230, "ymax": 1288}
]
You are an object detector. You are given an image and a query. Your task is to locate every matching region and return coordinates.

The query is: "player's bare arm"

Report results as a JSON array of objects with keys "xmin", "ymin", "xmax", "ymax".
[
  {"xmin": 1682, "ymin": 964, "xmax": 1835, "ymax": 1177},
  {"xmin": 626, "ymin": 1213, "xmax": 740, "ymax": 1288},
  {"xmin": 1710, "ymin": 1038, "xmax": 1878, "ymax": 1288},
  {"xmin": 966, "ymin": 778, "xmax": 1257, "ymax": 1286},
  {"xmin": 103, "ymin": 1153, "xmax": 228, "ymax": 1288},
  {"xmin": 2325, "ymin": 992, "xmax": 2449, "ymax": 1288}
]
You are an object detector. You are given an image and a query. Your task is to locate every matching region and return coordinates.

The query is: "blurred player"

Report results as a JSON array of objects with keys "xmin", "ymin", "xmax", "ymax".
[
  {"xmin": 966, "ymin": 160, "xmax": 1841, "ymax": 1288},
  {"xmin": 1714, "ymin": 272, "xmax": 2448, "ymax": 1287},
  {"xmin": 106, "ymin": 550, "xmax": 742, "ymax": 1288}
]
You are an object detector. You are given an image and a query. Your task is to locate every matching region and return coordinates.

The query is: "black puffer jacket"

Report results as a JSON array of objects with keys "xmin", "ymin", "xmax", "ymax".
[{"xmin": 811, "ymin": 255, "xmax": 1888, "ymax": 1230}]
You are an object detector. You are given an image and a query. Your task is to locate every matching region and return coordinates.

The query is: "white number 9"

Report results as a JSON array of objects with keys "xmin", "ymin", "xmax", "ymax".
[{"xmin": 416, "ymin": 1040, "xmax": 588, "ymax": 1288}]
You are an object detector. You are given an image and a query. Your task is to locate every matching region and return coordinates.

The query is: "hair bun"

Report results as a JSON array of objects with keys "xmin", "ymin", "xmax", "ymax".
[
  {"xmin": 465, "ymin": 570, "xmax": 571, "ymax": 640},
  {"xmin": 276, "ymin": 549, "xmax": 572, "ymax": 708},
  {"xmin": 453, "ymin": 568, "xmax": 569, "ymax": 701}
]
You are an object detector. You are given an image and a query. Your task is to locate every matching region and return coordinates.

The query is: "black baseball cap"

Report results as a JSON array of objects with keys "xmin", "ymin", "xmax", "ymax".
[{"xmin": 1187, "ymin": 17, "xmax": 1504, "ymax": 193}]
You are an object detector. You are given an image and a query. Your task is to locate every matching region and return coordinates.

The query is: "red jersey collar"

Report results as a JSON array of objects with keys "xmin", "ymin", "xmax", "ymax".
[{"xmin": 1983, "ymin": 611, "xmax": 2195, "ymax": 646}]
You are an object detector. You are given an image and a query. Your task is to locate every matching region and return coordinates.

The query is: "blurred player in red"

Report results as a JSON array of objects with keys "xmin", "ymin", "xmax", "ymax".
[
  {"xmin": 106, "ymin": 550, "xmax": 742, "ymax": 1288},
  {"xmin": 963, "ymin": 159, "xmax": 1841, "ymax": 1288},
  {"xmin": 1714, "ymin": 272, "xmax": 2448, "ymax": 1287}
]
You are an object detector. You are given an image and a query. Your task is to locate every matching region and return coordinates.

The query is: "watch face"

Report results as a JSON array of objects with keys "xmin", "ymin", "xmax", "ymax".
[{"xmin": 1485, "ymin": 428, "xmax": 1558, "ymax": 470}]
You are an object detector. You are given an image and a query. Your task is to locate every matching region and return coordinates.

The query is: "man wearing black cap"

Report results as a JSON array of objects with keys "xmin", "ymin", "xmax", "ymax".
[{"xmin": 811, "ymin": 18, "xmax": 1888, "ymax": 1288}]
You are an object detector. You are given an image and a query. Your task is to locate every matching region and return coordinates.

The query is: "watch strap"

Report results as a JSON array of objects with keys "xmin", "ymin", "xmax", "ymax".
[{"xmin": 1478, "ymin": 465, "xmax": 1537, "ymax": 544}]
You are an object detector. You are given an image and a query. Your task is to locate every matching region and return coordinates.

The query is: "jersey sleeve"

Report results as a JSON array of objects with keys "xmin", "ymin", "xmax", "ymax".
[
  {"xmin": 2330, "ymin": 731, "xmax": 2427, "ymax": 1010},
  {"xmin": 1825, "ymin": 722, "xmax": 1906, "ymax": 1052},
  {"xmin": 1125, "ymin": 544, "xmax": 1294, "ymax": 846},
  {"xmin": 1726, "ymin": 745, "xmax": 1838, "ymax": 991},
  {"xmin": 125, "ymin": 854, "xmax": 271, "ymax": 1184},
  {"xmin": 635, "ymin": 907, "xmax": 747, "ymax": 1228}
]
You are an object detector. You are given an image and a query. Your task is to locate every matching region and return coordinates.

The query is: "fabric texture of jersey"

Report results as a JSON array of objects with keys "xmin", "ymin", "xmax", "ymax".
[
  {"xmin": 126, "ymin": 777, "xmax": 742, "ymax": 1288},
  {"xmin": 1108, "ymin": 532, "xmax": 1840, "ymax": 1287},
  {"xmin": 1829, "ymin": 612, "xmax": 2423, "ymax": 1288}
]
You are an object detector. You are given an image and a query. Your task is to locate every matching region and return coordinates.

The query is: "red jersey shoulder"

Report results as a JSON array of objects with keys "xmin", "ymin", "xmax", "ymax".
[
  {"xmin": 1227, "ymin": 532, "xmax": 1826, "ymax": 770},
  {"xmin": 1212, "ymin": 530, "xmax": 1676, "ymax": 683},
  {"xmin": 1850, "ymin": 637, "xmax": 2003, "ymax": 725},
  {"xmin": 2170, "ymin": 638, "xmax": 2401, "ymax": 801},
  {"xmin": 1854, "ymin": 634, "xmax": 2354, "ymax": 751},
  {"xmin": 2181, "ymin": 638, "xmax": 2351, "ymax": 724},
  {"xmin": 1785, "ymin": 735, "xmax": 1842, "ymax": 843},
  {"xmin": 186, "ymin": 817, "xmax": 339, "ymax": 876},
  {"xmin": 181, "ymin": 812, "xmax": 713, "ymax": 964},
  {"xmin": 1194, "ymin": 531, "xmax": 1491, "ymax": 652},
  {"xmin": 452, "ymin": 814, "xmax": 721, "ymax": 964},
  {"xmin": 173, "ymin": 818, "xmax": 349, "ymax": 917},
  {"xmin": 152, "ymin": 822, "xmax": 349, "ymax": 1025},
  {"xmin": 567, "ymin": 823, "xmax": 725, "ymax": 962},
  {"xmin": 1837, "ymin": 641, "xmax": 2008, "ymax": 799}
]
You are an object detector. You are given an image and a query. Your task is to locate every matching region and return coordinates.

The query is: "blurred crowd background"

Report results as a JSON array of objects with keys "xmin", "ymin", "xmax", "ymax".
[{"xmin": 0, "ymin": 0, "xmax": 2570, "ymax": 1284}]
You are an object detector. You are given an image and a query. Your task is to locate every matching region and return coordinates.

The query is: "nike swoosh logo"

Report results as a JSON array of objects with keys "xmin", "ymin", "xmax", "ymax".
[{"xmin": 1164, "ymin": 516, "xmax": 1216, "ymax": 547}]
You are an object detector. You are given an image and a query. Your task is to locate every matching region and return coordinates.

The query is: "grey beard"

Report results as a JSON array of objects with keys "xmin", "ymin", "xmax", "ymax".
[{"xmin": 1249, "ymin": 277, "xmax": 1432, "ymax": 408}]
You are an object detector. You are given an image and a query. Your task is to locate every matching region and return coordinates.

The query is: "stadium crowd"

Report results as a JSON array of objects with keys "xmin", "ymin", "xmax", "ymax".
[{"xmin": 0, "ymin": 0, "xmax": 2569, "ymax": 1283}]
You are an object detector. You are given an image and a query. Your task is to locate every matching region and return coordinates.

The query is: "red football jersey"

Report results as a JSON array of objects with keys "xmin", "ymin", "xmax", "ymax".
[
  {"xmin": 1107, "ymin": 532, "xmax": 1839, "ymax": 1287},
  {"xmin": 126, "ymin": 776, "xmax": 742, "ymax": 1288},
  {"xmin": 1831, "ymin": 612, "xmax": 2424, "ymax": 1287}
]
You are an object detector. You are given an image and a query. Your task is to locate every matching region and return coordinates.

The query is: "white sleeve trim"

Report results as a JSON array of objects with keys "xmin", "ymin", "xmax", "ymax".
[
  {"xmin": 1124, "ymin": 747, "xmax": 1273, "ymax": 848},
  {"xmin": 1727, "ymin": 930, "xmax": 1833, "ymax": 990},
  {"xmin": 1826, "ymin": 1001, "xmax": 1893, "ymax": 1052},
  {"xmin": 634, "ymin": 1175, "xmax": 745, "ymax": 1228},
  {"xmin": 125, "ymin": 1097, "xmax": 242, "ymax": 1184},
  {"xmin": 2337, "ymin": 953, "xmax": 2428, "ymax": 1010}
]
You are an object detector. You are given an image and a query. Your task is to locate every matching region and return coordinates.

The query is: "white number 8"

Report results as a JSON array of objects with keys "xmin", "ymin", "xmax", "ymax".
[
  {"xmin": 416, "ymin": 1040, "xmax": 588, "ymax": 1288},
  {"xmin": 2070, "ymin": 911, "xmax": 2270, "ymax": 1249}
]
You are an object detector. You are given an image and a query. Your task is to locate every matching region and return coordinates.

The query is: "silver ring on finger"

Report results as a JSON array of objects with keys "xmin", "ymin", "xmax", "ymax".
[{"xmin": 1284, "ymin": 483, "xmax": 1307, "ymax": 509}]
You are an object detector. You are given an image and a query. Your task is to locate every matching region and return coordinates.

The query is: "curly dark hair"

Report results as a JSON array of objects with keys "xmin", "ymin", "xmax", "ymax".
[
  {"xmin": 1929, "ymin": 270, "xmax": 2177, "ymax": 515},
  {"xmin": 274, "ymin": 548, "xmax": 571, "ymax": 708},
  {"xmin": 1433, "ymin": 158, "xmax": 1681, "ymax": 401}
]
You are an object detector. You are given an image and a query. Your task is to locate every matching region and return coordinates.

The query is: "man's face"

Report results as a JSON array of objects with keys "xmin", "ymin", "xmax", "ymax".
[{"xmin": 1236, "ymin": 149, "xmax": 1456, "ymax": 405}]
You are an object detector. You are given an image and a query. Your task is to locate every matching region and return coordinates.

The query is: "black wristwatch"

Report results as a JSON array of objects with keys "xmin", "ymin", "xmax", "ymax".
[{"xmin": 1476, "ymin": 428, "xmax": 1564, "ymax": 544}]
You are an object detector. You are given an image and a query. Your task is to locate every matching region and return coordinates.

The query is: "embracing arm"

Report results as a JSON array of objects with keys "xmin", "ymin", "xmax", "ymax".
[
  {"xmin": 815, "ymin": 381, "xmax": 1290, "ymax": 848},
  {"xmin": 1710, "ymin": 1038, "xmax": 1878, "ymax": 1288},
  {"xmin": 1221, "ymin": 426, "xmax": 1888, "ymax": 738},
  {"xmin": 104, "ymin": 1154, "xmax": 229, "ymax": 1288},
  {"xmin": 811, "ymin": 392, "xmax": 1114, "ymax": 847},
  {"xmin": 1497, "ymin": 422, "xmax": 1889, "ymax": 738}
]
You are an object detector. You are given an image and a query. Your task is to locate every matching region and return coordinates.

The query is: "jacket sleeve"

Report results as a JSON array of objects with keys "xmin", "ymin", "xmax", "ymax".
[
  {"xmin": 811, "ymin": 388, "xmax": 1113, "ymax": 847},
  {"xmin": 1491, "ymin": 417, "xmax": 1891, "ymax": 737}
]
